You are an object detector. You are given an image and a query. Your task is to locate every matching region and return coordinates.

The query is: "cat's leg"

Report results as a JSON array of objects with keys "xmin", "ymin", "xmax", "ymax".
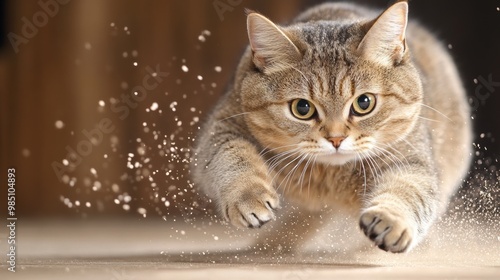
[
  {"xmin": 193, "ymin": 123, "xmax": 280, "ymax": 229},
  {"xmin": 215, "ymin": 140, "xmax": 279, "ymax": 228},
  {"xmin": 359, "ymin": 168, "xmax": 439, "ymax": 253}
]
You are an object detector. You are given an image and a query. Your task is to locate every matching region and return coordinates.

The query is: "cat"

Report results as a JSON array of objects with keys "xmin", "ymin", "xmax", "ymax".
[{"xmin": 192, "ymin": 1, "xmax": 472, "ymax": 253}]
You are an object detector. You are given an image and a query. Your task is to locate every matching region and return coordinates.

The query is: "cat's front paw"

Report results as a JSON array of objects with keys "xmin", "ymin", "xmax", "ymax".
[
  {"xmin": 223, "ymin": 184, "xmax": 280, "ymax": 229},
  {"xmin": 359, "ymin": 207, "xmax": 415, "ymax": 253}
]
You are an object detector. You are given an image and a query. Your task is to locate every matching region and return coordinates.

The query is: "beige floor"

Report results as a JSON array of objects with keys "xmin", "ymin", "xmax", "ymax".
[{"xmin": 1, "ymin": 216, "xmax": 499, "ymax": 280}]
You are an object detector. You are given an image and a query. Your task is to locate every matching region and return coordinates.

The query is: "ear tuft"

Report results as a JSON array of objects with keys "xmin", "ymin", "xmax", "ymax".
[
  {"xmin": 247, "ymin": 13, "xmax": 302, "ymax": 73},
  {"xmin": 357, "ymin": 2, "xmax": 409, "ymax": 66}
]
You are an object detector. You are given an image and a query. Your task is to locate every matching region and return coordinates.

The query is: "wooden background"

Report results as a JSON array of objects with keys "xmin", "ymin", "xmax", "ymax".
[{"xmin": 1, "ymin": 0, "xmax": 499, "ymax": 218}]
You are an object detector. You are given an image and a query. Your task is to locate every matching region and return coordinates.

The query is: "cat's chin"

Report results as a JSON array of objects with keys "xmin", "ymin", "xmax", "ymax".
[{"xmin": 316, "ymin": 153, "xmax": 356, "ymax": 166}]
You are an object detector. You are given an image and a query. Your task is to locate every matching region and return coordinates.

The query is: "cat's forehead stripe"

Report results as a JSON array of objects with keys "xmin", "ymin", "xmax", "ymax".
[{"xmin": 338, "ymin": 71, "xmax": 348, "ymax": 97}]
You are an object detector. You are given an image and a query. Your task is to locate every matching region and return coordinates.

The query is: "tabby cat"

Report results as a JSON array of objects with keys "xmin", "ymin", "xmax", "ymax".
[{"xmin": 192, "ymin": 1, "xmax": 471, "ymax": 253}]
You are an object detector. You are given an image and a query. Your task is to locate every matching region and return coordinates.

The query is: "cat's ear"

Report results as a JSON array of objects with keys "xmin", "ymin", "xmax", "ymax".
[
  {"xmin": 357, "ymin": 1, "xmax": 409, "ymax": 66},
  {"xmin": 247, "ymin": 12, "xmax": 302, "ymax": 74}
]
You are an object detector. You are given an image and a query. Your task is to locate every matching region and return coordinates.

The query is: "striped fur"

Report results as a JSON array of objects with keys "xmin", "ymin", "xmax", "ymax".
[{"xmin": 192, "ymin": 2, "xmax": 471, "ymax": 253}]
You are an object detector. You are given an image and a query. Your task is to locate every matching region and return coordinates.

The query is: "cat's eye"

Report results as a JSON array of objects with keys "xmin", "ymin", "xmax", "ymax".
[
  {"xmin": 351, "ymin": 93, "xmax": 377, "ymax": 116},
  {"xmin": 290, "ymin": 99, "xmax": 316, "ymax": 120}
]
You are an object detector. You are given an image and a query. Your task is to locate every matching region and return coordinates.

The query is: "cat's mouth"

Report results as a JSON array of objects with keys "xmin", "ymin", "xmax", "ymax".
[{"xmin": 317, "ymin": 151, "xmax": 357, "ymax": 166}]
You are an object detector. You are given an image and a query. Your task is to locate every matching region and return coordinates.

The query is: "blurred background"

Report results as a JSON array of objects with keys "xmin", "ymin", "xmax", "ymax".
[{"xmin": 1, "ymin": 0, "xmax": 499, "ymax": 219}]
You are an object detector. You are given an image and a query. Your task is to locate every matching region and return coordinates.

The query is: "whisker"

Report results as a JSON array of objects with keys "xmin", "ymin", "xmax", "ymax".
[
  {"xmin": 418, "ymin": 116, "xmax": 441, "ymax": 123},
  {"xmin": 265, "ymin": 147, "xmax": 298, "ymax": 166},
  {"xmin": 281, "ymin": 153, "xmax": 308, "ymax": 194},
  {"xmin": 258, "ymin": 144, "xmax": 271, "ymax": 157},
  {"xmin": 267, "ymin": 150, "xmax": 299, "ymax": 179},
  {"xmin": 368, "ymin": 150, "xmax": 388, "ymax": 178},
  {"xmin": 356, "ymin": 154, "xmax": 367, "ymax": 196},
  {"xmin": 400, "ymin": 138, "xmax": 420, "ymax": 154},
  {"xmin": 275, "ymin": 152, "xmax": 303, "ymax": 192},
  {"xmin": 271, "ymin": 150, "xmax": 301, "ymax": 187},
  {"xmin": 369, "ymin": 147, "xmax": 396, "ymax": 174},
  {"xmin": 216, "ymin": 112, "xmax": 251, "ymax": 123},
  {"xmin": 419, "ymin": 103, "xmax": 452, "ymax": 122},
  {"xmin": 260, "ymin": 144, "xmax": 300, "ymax": 157},
  {"xmin": 298, "ymin": 153, "xmax": 314, "ymax": 194},
  {"xmin": 381, "ymin": 130, "xmax": 420, "ymax": 155},
  {"xmin": 373, "ymin": 144, "xmax": 410, "ymax": 175},
  {"xmin": 297, "ymin": 156, "xmax": 308, "ymax": 195},
  {"xmin": 363, "ymin": 152, "xmax": 381, "ymax": 183},
  {"xmin": 308, "ymin": 154, "xmax": 318, "ymax": 198},
  {"xmin": 358, "ymin": 150, "xmax": 375, "ymax": 177}
]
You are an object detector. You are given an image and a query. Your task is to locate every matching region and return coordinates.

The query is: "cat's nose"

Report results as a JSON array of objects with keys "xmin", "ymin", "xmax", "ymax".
[{"xmin": 328, "ymin": 136, "xmax": 346, "ymax": 149}]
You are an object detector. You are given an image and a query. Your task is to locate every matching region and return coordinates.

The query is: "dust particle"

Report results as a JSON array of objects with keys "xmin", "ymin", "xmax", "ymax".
[
  {"xmin": 150, "ymin": 102, "xmax": 159, "ymax": 111},
  {"xmin": 55, "ymin": 120, "xmax": 65, "ymax": 129},
  {"xmin": 22, "ymin": 149, "xmax": 31, "ymax": 157},
  {"xmin": 84, "ymin": 42, "xmax": 92, "ymax": 50}
]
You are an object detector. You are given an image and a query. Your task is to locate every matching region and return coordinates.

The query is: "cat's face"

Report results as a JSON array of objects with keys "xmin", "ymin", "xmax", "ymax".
[{"xmin": 241, "ymin": 5, "xmax": 423, "ymax": 166}]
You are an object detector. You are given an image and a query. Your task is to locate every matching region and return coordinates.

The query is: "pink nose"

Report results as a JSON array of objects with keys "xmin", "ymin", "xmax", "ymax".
[{"xmin": 328, "ymin": 137, "xmax": 346, "ymax": 149}]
